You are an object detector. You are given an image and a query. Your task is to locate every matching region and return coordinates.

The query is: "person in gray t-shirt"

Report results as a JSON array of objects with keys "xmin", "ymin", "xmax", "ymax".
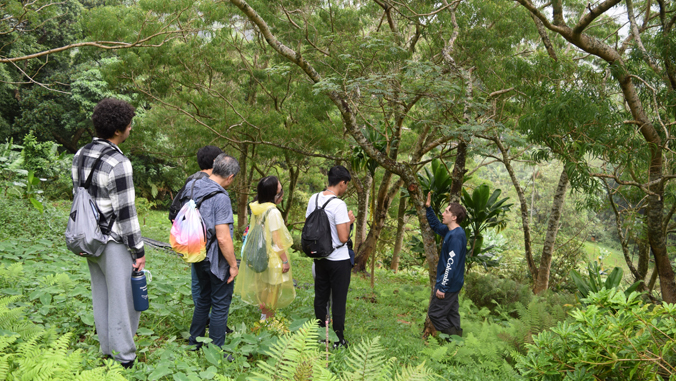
[{"xmin": 188, "ymin": 154, "xmax": 239, "ymax": 351}]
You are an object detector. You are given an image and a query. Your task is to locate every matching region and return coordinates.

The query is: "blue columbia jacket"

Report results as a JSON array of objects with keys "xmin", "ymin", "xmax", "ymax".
[{"xmin": 426, "ymin": 206, "xmax": 467, "ymax": 294}]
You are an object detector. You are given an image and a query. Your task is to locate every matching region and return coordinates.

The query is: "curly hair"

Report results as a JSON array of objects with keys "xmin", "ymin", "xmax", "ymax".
[
  {"xmin": 196, "ymin": 145, "xmax": 224, "ymax": 170},
  {"xmin": 92, "ymin": 98, "xmax": 136, "ymax": 139}
]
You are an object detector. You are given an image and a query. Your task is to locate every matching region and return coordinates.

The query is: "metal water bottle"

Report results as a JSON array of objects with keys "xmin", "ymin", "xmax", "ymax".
[{"xmin": 131, "ymin": 270, "xmax": 149, "ymax": 311}]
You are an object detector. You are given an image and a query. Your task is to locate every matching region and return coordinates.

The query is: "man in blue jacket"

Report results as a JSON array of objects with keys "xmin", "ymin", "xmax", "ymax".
[{"xmin": 425, "ymin": 192, "xmax": 467, "ymax": 337}]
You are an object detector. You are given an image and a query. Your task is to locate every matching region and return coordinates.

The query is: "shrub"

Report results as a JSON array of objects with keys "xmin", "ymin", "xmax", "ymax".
[
  {"xmin": 463, "ymin": 272, "xmax": 533, "ymax": 314},
  {"xmin": 516, "ymin": 289, "xmax": 676, "ymax": 380}
]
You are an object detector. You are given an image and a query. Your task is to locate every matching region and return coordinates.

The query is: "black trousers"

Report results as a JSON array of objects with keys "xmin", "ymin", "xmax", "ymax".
[
  {"xmin": 314, "ymin": 258, "xmax": 351, "ymax": 341},
  {"xmin": 427, "ymin": 290, "xmax": 461, "ymax": 335}
]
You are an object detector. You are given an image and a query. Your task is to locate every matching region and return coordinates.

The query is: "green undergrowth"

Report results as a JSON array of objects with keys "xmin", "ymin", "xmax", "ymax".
[{"xmin": 0, "ymin": 202, "xmax": 583, "ymax": 380}]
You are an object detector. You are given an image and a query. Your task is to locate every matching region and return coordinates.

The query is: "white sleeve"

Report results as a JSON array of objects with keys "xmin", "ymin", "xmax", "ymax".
[{"xmin": 333, "ymin": 200, "xmax": 350, "ymax": 225}]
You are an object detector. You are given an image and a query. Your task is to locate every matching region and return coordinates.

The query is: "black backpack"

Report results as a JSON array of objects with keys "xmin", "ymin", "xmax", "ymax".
[{"xmin": 301, "ymin": 194, "xmax": 344, "ymax": 258}]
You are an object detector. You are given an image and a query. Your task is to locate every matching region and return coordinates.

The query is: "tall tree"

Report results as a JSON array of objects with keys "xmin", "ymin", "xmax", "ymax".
[{"xmin": 514, "ymin": 0, "xmax": 676, "ymax": 302}]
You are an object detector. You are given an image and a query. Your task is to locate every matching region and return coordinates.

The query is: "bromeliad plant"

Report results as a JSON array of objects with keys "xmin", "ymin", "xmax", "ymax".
[
  {"xmin": 461, "ymin": 184, "xmax": 512, "ymax": 263},
  {"xmin": 570, "ymin": 261, "xmax": 643, "ymax": 300},
  {"xmin": 417, "ymin": 158, "xmax": 453, "ymax": 214}
]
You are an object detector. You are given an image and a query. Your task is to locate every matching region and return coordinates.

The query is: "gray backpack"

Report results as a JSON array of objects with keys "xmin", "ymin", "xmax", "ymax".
[{"xmin": 65, "ymin": 146, "xmax": 116, "ymax": 257}]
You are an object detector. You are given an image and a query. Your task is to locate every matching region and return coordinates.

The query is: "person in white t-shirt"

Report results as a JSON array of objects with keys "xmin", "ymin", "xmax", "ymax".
[{"xmin": 305, "ymin": 165, "xmax": 355, "ymax": 349}]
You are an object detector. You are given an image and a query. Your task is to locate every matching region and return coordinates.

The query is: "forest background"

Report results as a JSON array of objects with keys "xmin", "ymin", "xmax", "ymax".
[{"xmin": 1, "ymin": 0, "xmax": 676, "ymax": 380}]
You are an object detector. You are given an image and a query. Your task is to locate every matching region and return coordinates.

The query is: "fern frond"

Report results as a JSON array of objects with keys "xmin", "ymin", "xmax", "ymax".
[
  {"xmin": 0, "ymin": 295, "xmax": 23, "ymax": 326},
  {"xmin": 0, "ymin": 354, "xmax": 11, "ymax": 380},
  {"xmin": 0, "ymin": 334, "xmax": 17, "ymax": 352},
  {"xmin": 0, "ymin": 295, "xmax": 44, "ymax": 342},
  {"xmin": 341, "ymin": 337, "xmax": 391, "ymax": 381},
  {"xmin": 253, "ymin": 320, "xmax": 322, "ymax": 381},
  {"xmin": 74, "ymin": 359, "xmax": 127, "ymax": 381},
  {"xmin": 0, "ymin": 263, "xmax": 23, "ymax": 287},
  {"xmin": 393, "ymin": 361, "xmax": 439, "ymax": 381},
  {"xmin": 312, "ymin": 365, "xmax": 339, "ymax": 381}
]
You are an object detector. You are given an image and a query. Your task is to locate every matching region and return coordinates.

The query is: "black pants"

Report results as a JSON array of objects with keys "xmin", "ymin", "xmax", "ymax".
[
  {"xmin": 314, "ymin": 258, "xmax": 351, "ymax": 341},
  {"xmin": 427, "ymin": 290, "xmax": 461, "ymax": 335}
]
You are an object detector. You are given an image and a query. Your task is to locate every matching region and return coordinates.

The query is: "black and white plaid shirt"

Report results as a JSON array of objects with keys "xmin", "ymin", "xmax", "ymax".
[{"xmin": 72, "ymin": 138, "xmax": 145, "ymax": 258}]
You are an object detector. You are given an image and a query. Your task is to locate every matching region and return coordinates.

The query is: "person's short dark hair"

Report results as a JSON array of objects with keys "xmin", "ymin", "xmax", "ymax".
[
  {"xmin": 92, "ymin": 98, "xmax": 136, "ymax": 139},
  {"xmin": 257, "ymin": 176, "xmax": 279, "ymax": 204},
  {"xmin": 448, "ymin": 203, "xmax": 467, "ymax": 224},
  {"xmin": 327, "ymin": 165, "xmax": 351, "ymax": 186},
  {"xmin": 197, "ymin": 145, "xmax": 224, "ymax": 170},
  {"xmin": 212, "ymin": 154, "xmax": 240, "ymax": 178}
]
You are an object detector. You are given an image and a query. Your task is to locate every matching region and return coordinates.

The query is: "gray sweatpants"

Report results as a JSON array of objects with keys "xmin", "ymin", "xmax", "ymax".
[{"xmin": 87, "ymin": 241, "xmax": 140, "ymax": 362}]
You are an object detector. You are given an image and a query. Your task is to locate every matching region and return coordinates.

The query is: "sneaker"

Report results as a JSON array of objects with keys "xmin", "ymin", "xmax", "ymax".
[
  {"xmin": 121, "ymin": 359, "xmax": 135, "ymax": 369},
  {"xmin": 332, "ymin": 339, "xmax": 348, "ymax": 349}
]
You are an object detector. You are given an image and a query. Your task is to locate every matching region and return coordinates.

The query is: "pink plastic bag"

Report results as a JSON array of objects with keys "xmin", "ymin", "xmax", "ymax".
[{"xmin": 170, "ymin": 200, "xmax": 207, "ymax": 263}]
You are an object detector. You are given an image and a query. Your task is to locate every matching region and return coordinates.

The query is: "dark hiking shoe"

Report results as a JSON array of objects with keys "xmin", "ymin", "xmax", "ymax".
[
  {"xmin": 224, "ymin": 353, "xmax": 234, "ymax": 362},
  {"xmin": 448, "ymin": 327, "xmax": 463, "ymax": 337},
  {"xmin": 121, "ymin": 359, "xmax": 135, "ymax": 369},
  {"xmin": 441, "ymin": 327, "xmax": 463, "ymax": 341},
  {"xmin": 332, "ymin": 339, "xmax": 349, "ymax": 349}
]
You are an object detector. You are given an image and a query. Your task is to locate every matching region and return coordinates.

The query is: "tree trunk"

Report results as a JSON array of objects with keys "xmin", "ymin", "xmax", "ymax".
[
  {"xmin": 352, "ymin": 172, "xmax": 372, "ymax": 252},
  {"xmin": 492, "ymin": 137, "xmax": 537, "ymax": 279},
  {"xmin": 52, "ymin": 128, "xmax": 85, "ymax": 154},
  {"xmin": 448, "ymin": 140, "xmax": 467, "ymax": 203},
  {"xmin": 604, "ymin": 178, "xmax": 648, "ymax": 288},
  {"xmin": 353, "ymin": 174, "xmax": 402, "ymax": 272},
  {"xmin": 533, "ymin": 167, "xmax": 568, "ymax": 294},
  {"xmin": 237, "ymin": 143, "xmax": 249, "ymax": 235},
  {"xmin": 390, "ymin": 195, "xmax": 407, "ymax": 272},
  {"xmin": 408, "ymin": 182, "xmax": 440, "ymax": 338},
  {"xmin": 637, "ymin": 241, "xmax": 650, "ymax": 283},
  {"xmin": 280, "ymin": 152, "xmax": 300, "ymax": 222}
]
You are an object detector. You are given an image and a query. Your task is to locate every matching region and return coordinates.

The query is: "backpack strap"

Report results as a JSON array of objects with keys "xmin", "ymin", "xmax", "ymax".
[
  {"xmin": 315, "ymin": 194, "xmax": 345, "ymax": 250},
  {"xmin": 195, "ymin": 188, "xmax": 224, "ymax": 209},
  {"xmin": 320, "ymin": 196, "xmax": 337, "ymax": 209},
  {"xmin": 193, "ymin": 185, "xmax": 226, "ymax": 254},
  {"xmin": 77, "ymin": 144, "xmax": 117, "ymax": 233},
  {"xmin": 259, "ymin": 207, "xmax": 273, "ymax": 225},
  {"xmin": 78, "ymin": 144, "xmax": 115, "ymax": 189}
]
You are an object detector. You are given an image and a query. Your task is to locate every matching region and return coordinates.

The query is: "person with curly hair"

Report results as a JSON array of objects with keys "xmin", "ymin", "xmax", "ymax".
[{"xmin": 71, "ymin": 98, "xmax": 145, "ymax": 369}]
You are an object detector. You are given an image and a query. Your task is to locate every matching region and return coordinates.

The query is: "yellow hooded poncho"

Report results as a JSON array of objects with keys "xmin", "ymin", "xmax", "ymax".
[{"xmin": 234, "ymin": 202, "xmax": 295, "ymax": 310}]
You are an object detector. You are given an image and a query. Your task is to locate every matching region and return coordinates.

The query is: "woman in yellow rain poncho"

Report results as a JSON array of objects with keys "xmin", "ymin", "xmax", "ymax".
[{"xmin": 235, "ymin": 176, "xmax": 295, "ymax": 320}]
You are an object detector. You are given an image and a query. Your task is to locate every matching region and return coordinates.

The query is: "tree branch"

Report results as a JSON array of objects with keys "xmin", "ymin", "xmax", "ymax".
[
  {"xmin": 0, "ymin": 31, "xmax": 186, "ymax": 63},
  {"xmin": 626, "ymin": 0, "xmax": 662, "ymax": 75},
  {"xmin": 529, "ymin": 12, "xmax": 558, "ymax": 61},
  {"xmin": 573, "ymin": 0, "xmax": 622, "ymax": 35},
  {"xmin": 512, "ymin": 0, "xmax": 567, "ymax": 34}
]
